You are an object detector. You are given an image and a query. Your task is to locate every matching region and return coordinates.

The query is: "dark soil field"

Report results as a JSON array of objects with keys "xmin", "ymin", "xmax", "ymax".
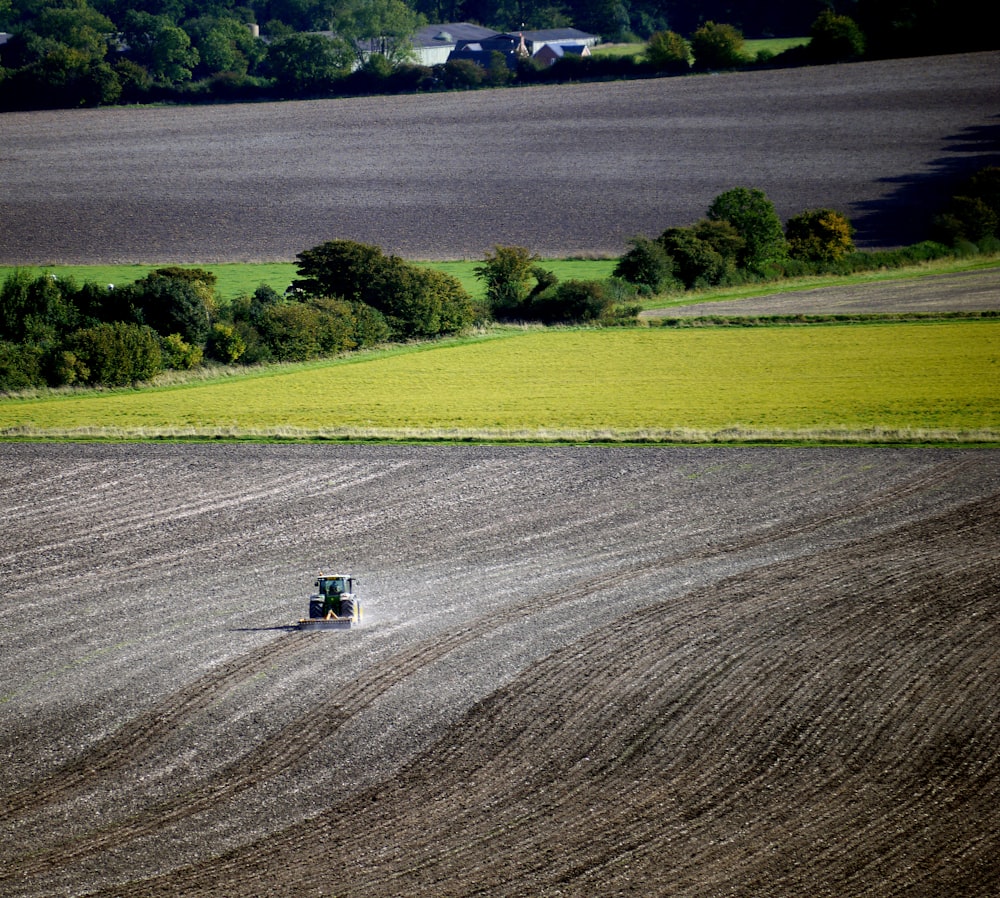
[
  {"xmin": 1, "ymin": 51, "xmax": 998, "ymax": 264},
  {"xmin": 1, "ymin": 444, "xmax": 998, "ymax": 897}
]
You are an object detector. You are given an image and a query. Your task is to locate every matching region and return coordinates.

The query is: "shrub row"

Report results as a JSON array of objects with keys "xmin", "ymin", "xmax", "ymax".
[{"xmin": 3, "ymin": 170, "xmax": 997, "ymax": 393}]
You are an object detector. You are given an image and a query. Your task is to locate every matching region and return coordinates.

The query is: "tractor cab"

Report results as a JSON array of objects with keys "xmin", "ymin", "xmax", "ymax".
[{"xmin": 317, "ymin": 575, "xmax": 352, "ymax": 599}]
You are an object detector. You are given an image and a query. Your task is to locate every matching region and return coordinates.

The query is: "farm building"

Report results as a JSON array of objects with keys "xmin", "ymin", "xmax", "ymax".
[
  {"xmin": 521, "ymin": 27, "xmax": 599, "ymax": 54},
  {"xmin": 414, "ymin": 23, "xmax": 598, "ymax": 69},
  {"xmin": 447, "ymin": 32, "xmax": 530, "ymax": 70},
  {"xmin": 412, "ymin": 23, "xmax": 498, "ymax": 65}
]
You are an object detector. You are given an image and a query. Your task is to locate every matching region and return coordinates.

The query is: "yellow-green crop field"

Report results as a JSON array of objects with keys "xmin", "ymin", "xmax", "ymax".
[{"xmin": 1, "ymin": 322, "xmax": 997, "ymax": 443}]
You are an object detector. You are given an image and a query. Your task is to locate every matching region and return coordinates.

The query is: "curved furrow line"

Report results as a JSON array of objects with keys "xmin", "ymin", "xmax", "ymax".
[
  {"xmin": 302, "ymin": 494, "xmax": 1000, "ymax": 892},
  {"xmin": 701, "ymin": 457, "xmax": 969, "ymax": 562},
  {"xmin": 89, "ymin": 577, "xmax": 836, "ymax": 894},
  {"xmin": 0, "ymin": 467, "xmax": 330, "ymax": 575},
  {"xmin": 449, "ymin": 639, "xmax": 998, "ymax": 897},
  {"xmin": 59, "ymin": 491, "xmax": 1000, "ymax": 897},
  {"xmin": 36, "ymin": 574, "xmax": 655, "ymax": 894},
  {"xmin": 2, "ymin": 616, "xmax": 529, "ymax": 878},
  {"xmin": 452, "ymin": 496, "xmax": 989, "ymax": 888},
  {"xmin": 0, "ymin": 630, "xmax": 318, "ymax": 820},
  {"xmin": 548, "ymin": 509, "xmax": 1000, "ymax": 895},
  {"xmin": 803, "ymin": 645, "xmax": 1000, "ymax": 894},
  {"xmin": 259, "ymin": 615, "xmax": 701, "ymax": 894}
]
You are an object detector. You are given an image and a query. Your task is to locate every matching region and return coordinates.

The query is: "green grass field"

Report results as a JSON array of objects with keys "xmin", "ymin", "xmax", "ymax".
[
  {"xmin": 2, "ymin": 322, "xmax": 997, "ymax": 443},
  {"xmin": 0, "ymin": 259, "xmax": 618, "ymax": 304},
  {"xmin": 590, "ymin": 37, "xmax": 808, "ymax": 61}
]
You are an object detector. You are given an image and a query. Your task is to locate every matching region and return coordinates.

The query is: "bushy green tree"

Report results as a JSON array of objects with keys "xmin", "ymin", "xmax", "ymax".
[
  {"xmin": 475, "ymin": 245, "xmax": 540, "ymax": 318},
  {"xmin": 68, "ymin": 321, "xmax": 162, "ymax": 385},
  {"xmin": 349, "ymin": 301, "xmax": 391, "ymax": 347},
  {"xmin": 706, "ymin": 187, "xmax": 787, "ymax": 272},
  {"xmin": 292, "ymin": 239, "xmax": 387, "ymax": 300},
  {"xmin": 365, "ymin": 258, "xmax": 470, "ymax": 338},
  {"xmin": 659, "ymin": 226, "xmax": 728, "ymax": 288},
  {"xmin": 307, "ymin": 296, "xmax": 359, "ymax": 353},
  {"xmin": 125, "ymin": 269, "xmax": 214, "ymax": 345},
  {"xmin": 786, "ymin": 208, "xmax": 856, "ymax": 262},
  {"xmin": 205, "ymin": 324, "xmax": 244, "ymax": 363},
  {"xmin": 336, "ymin": 0, "xmax": 423, "ymax": 67},
  {"xmin": 932, "ymin": 197, "xmax": 999, "ymax": 246},
  {"xmin": 932, "ymin": 166, "xmax": 1000, "ymax": 246},
  {"xmin": 267, "ymin": 34, "xmax": 354, "ymax": 94},
  {"xmin": 31, "ymin": 4, "xmax": 116, "ymax": 56},
  {"xmin": 0, "ymin": 270, "xmax": 37, "ymax": 343},
  {"xmin": 808, "ymin": 10, "xmax": 865, "ymax": 63},
  {"xmin": 186, "ymin": 16, "xmax": 266, "ymax": 78},
  {"xmin": 437, "ymin": 58, "xmax": 483, "ymax": 88},
  {"xmin": 613, "ymin": 235, "xmax": 675, "ymax": 291},
  {"xmin": 293, "ymin": 239, "xmax": 472, "ymax": 340},
  {"xmin": 162, "ymin": 332, "xmax": 204, "ymax": 368},
  {"xmin": 258, "ymin": 302, "xmax": 323, "ymax": 360},
  {"xmin": 0, "ymin": 341, "xmax": 45, "ymax": 392},
  {"xmin": 122, "ymin": 11, "xmax": 199, "ymax": 85},
  {"xmin": 690, "ymin": 21, "xmax": 745, "ymax": 71},
  {"xmin": 526, "ymin": 279, "xmax": 618, "ymax": 324},
  {"xmin": 644, "ymin": 30, "xmax": 690, "ymax": 72},
  {"xmin": 0, "ymin": 271, "xmax": 80, "ymax": 344}
]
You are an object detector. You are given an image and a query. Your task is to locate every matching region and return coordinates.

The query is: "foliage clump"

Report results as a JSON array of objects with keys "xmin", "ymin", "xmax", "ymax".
[
  {"xmin": 706, "ymin": 187, "xmax": 788, "ymax": 273},
  {"xmin": 478, "ymin": 245, "xmax": 639, "ymax": 325},
  {"xmin": 786, "ymin": 209, "xmax": 856, "ymax": 262},
  {"xmin": 293, "ymin": 239, "xmax": 474, "ymax": 340},
  {"xmin": 613, "ymin": 236, "xmax": 675, "ymax": 292},
  {"xmin": 808, "ymin": 11, "xmax": 866, "ymax": 63},
  {"xmin": 644, "ymin": 31, "xmax": 690, "ymax": 73},
  {"xmin": 932, "ymin": 168, "xmax": 1000, "ymax": 250},
  {"xmin": 690, "ymin": 22, "xmax": 745, "ymax": 71}
]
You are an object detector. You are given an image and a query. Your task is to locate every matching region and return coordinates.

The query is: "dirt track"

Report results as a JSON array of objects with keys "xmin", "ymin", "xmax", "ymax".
[
  {"xmin": 1, "ymin": 51, "xmax": 998, "ymax": 263},
  {"xmin": 1, "ymin": 444, "xmax": 998, "ymax": 896},
  {"xmin": 646, "ymin": 267, "xmax": 1000, "ymax": 317}
]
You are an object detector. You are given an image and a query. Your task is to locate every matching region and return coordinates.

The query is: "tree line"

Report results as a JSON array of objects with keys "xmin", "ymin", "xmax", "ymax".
[
  {"xmin": 1, "ymin": 0, "xmax": 996, "ymax": 110},
  {"xmin": 3, "ymin": 168, "xmax": 997, "ymax": 393}
]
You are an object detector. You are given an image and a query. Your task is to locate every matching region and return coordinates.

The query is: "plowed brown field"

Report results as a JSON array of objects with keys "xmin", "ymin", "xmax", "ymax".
[
  {"xmin": 1, "ymin": 51, "xmax": 998, "ymax": 264},
  {"xmin": 2, "ymin": 444, "xmax": 998, "ymax": 897}
]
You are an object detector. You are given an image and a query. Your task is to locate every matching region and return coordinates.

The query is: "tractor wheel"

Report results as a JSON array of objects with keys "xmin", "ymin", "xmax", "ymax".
[
  {"xmin": 340, "ymin": 597, "xmax": 356, "ymax": 621},
  {"xmin": 309, "ymin": 600, "xmax": 324, "ymax": 619}
]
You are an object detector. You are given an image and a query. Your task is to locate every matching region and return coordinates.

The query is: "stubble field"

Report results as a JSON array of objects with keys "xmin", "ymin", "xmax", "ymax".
[
  {"xmin": 1, "ymin": 444, "xmax": 998, "ymax": 897},
  {"xmin": 1, "ymin": 51, "xmax": 998, "ymax": 264}
]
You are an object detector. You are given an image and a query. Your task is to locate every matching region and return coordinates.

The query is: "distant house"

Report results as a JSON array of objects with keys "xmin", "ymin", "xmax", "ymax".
[
  {"xmin": 424, "ymin": 23, "xmax": 598, "ymax": 71},
  {"xmin": 448, "ymin": 32, "xmax": 531, "ymax": 70},
  {"xmin": 520, "ymin": 28, "xmax": 599, "ymax": 55},
  {"xmin": 532, "ymin": 42, "xmax": 591, "ymax": 66}
]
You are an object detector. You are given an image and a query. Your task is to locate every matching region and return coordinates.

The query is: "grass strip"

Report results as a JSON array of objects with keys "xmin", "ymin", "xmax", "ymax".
[{"xmin": 2, "ymin": 322, "xmax": 997, "ymax": 444}]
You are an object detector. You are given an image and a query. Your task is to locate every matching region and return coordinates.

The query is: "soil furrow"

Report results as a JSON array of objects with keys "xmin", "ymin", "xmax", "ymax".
[{"xmin": 0, "ymin": 630, "xmax": 317, "ymax": 820}]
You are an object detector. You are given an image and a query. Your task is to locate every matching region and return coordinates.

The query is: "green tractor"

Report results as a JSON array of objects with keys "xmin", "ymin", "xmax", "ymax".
[{"xmin": 299, "ymin": 573, "xmax": 362, "ymax": 630}]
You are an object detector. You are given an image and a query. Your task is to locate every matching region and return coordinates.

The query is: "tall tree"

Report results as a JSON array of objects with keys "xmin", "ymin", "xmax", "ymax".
[
  {"xmin": 336, "ymin": 0, "xmax": 423, "ymax": 66},
  {"xmin": 122, "ymin": 10, "xmax": 200, "ymax": 84}
]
